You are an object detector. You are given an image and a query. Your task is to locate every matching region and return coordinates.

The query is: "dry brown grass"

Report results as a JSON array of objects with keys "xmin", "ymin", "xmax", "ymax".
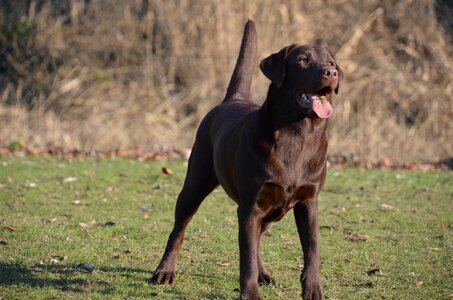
[{"xmin": 1, "ymin": 0, "xmax": 452, "ymax": 162}]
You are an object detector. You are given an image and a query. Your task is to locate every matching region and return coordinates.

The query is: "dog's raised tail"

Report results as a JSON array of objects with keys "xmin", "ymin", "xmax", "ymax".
[{"xmin": 224, "ymin": 19, "xmax": 257, "ymax": 101}]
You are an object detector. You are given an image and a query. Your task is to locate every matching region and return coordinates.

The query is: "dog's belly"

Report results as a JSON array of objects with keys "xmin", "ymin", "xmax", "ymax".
[
  {"xmin": 213, "ymin": 150, "xmax": 242, "ymax": 202},
  {"xmin": 210, "ymin": 103, "xmax": 262, "ymax": 202},
  {"xmin": 213, "ymin": 141, "xmax": 268, "ymax": 204}
]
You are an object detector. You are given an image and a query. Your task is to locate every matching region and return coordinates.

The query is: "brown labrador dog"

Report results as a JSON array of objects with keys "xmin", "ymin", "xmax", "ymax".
[{"xmin": 149, "ymin": 20, "xmax": 343, "ymax": 300}]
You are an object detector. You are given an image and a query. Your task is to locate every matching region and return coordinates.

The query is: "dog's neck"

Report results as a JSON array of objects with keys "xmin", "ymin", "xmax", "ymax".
[
  {"xmin": 258, "ymin": 84, "xmax": 329, "ymax": 176},
  {"xmin": 260, "ymin": 84, "xmax": 328, "ymax": 134}
]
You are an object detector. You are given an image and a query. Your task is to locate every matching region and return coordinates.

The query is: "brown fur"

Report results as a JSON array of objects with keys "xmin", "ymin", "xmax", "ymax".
[{"xmin": 149, "ymin": 20, "xmax": 343, "ymax": 300}]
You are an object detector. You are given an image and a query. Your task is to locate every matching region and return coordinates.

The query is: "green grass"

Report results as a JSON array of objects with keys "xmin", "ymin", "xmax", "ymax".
[{"xmin": 0, "ymin": 156, "xmax": 452, "ymax": 299}]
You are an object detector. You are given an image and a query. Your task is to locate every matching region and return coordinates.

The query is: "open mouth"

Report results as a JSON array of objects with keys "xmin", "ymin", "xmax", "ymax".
[
  {"xmin": 296, "ymin": 86, "xmax": 334, "ymax": 119},
  {"xmin": 315, "ymin": 86, "xmax": 334, "ymax": 97}
]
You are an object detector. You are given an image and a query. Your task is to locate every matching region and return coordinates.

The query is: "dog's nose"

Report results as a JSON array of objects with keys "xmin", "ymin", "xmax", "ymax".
[{"xmin": 323, "ymin": 68, "xmax": 338, "ymax": 80}]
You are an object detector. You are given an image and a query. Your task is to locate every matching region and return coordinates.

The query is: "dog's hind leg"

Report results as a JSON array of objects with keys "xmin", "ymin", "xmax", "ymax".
[{"xmin": 149, "ymin": 143, "xmax": 219, "ymax": 285}]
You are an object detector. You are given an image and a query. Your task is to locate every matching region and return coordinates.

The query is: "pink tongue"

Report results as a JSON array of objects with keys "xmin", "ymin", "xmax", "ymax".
[{"xmin": 312, "ymin": 99, "xmax": 333, "ymax": 118}]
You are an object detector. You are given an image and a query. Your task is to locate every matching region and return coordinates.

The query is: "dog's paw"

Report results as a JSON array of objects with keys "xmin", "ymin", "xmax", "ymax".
[
  {"xmin": 239, "ymin": 287, "xmax": 260, "ymax": 300},
  {"xmin": 301, "ymin": 272, "xmax": 324, "ymax": 300},
  {"xmin": 147, "ymin": 269, "xmax": 175, "ymax": 285},
  {"xmin": 258, "ymin": 271, "xmax": 275, "ymax": 285},
  {"xmin": 302, "ymin": 282, "xmax": 323, "ymax": 300}
]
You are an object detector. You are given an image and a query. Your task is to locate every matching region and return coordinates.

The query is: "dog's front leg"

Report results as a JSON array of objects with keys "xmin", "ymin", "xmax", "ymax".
[
  {"xmin": 238, "ymin": 206, "xmax": 261, "ymax": 300},
  {"xmin": 293, "ymin": 197, "xmax": 324, "ymax": 300}
]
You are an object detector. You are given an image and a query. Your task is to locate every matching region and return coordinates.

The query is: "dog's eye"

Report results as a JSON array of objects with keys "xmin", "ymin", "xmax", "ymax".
[
  {"xmin": 329, "ymin": 61, "xmax": 335, "ymax": 66},
  {"xmin": 298, "ymin": 57, "xmax": 309, "ymax": 64}
]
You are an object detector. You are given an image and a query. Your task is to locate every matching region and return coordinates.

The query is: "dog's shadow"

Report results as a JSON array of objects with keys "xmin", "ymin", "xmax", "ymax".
[
  {"xmin": 0, "ymin": 262, "xmax": 105, "ymax": 293},
  {"xmin": 0, "ymin": 262, "xmax": 234, "ymax": 298},
  {"xmin": 0, "ymin": 262, "xmax": 150, "ymax": 295}
]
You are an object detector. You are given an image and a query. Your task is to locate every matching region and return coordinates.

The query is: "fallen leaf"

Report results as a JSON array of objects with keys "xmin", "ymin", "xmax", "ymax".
[
  {"xmin": 161, "ymin": 167, "xmax": 173, "ymax": 175},
  {"xmin": 377, "ymin": 204, "xmax": 394, "ymax": 211},
  {"xmin": 79, "ymin": 262, "xmax": 94, "ymax": 272},
  {"xmin": 51, "ymin": 255, "xmax": 68, "ymax": 263},
  {"xmin": 449, "ymin": 293, "xmax": 453, "ymax": 298},
  {"xmin": 79, "ymin": 220, "xmax": 97, "ymax": 228},
  {"xmin": 426, "ymin": 247, "xmax": 441, "ymax": 251},
  {"xmin": 0, "ymin": 183, "xmax": 6, "ymax": 189},
  {"xmin": 72, "ymin": 200, "xmax": 81, "ymax": 205},
  {"xmin": 100, "ymin": 221, "xmax": 116, "ymax": 227},
  {"xmin": 143, "ymin": 213, "xmax": 151, "ymax": 219},
  {"xmin": 2, "ymin": 225, "xmax": 17, "ymax": 232},
  {"xmin": 27, "ymin": 182, "xmax": 37, "ymax": 188},
  {"xmin": 347, "ymin": 234, "xmax": 369, "ymax": 242},
  {"xmin": 80, "ymin": 220, "xmax": 115, "ymax": 227},
  {"xmin": 367, "ymin": 268, "xmax": 383, "ymax": 276},
  {"xmin": 219, "ymin": 261, "xmax": 231, "ymax": 267},
  {"xmin": 63, "ymin": 177, "xmax": 77, "ymax": 183},
  {"xmin": 50, "ymin": 258, "xmax": 59, "ymax": 264},
  {"xmin": 415, "ymin": 281, "xmax": 424, "ymax": 287}
]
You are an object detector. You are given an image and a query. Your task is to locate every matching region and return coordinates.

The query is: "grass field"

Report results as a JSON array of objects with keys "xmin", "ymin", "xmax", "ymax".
[{"xmin": 0, "ymin": 157, "xmax": 452, "ymax": 299}]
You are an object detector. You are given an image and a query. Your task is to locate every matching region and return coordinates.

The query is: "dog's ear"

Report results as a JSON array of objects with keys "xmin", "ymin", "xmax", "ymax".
[
  {"xmin": 335, "ymin": 64, "xmax": 343, "ymax": 94},
  {"xmin": 259, "ymin": 44, "xmax": 295, "ymax": 88}
]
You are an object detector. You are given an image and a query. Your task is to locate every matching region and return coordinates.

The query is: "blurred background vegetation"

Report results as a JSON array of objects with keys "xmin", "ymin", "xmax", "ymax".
[{"xmin": 0, "ymin": 0, "xmax": 452, "ymax": 163}]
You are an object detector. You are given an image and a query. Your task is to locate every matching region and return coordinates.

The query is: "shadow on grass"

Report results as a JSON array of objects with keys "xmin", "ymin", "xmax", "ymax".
[
  {"xmin": 0, "ymin": 262, "xmax": 113, "ymax": 294},
  {"xmin": 0, "ymin": 262, "xmax": 218, "ymax": 298},
  {"xmin": 0, "ymin": 262, "xmax": 164, "ymax": 296}
]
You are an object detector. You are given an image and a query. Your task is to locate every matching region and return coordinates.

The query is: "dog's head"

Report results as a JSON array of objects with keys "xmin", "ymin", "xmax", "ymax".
[{"xmin": 260, "ymin": 44, "xmax": 343, "ymax": 119}]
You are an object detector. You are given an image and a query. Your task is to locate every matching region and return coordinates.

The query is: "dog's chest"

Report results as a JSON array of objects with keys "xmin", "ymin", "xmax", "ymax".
[
  {"xmin": 255, "ymin": 129, "xmax": 326, "ymax": 222},
  {"xmin": 256, "ymin": 181, "xmax": 316, "ymax": 222},
  {"xmin": 269, "ymin": 128, "xmax": 326, "ymax": 179}
]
